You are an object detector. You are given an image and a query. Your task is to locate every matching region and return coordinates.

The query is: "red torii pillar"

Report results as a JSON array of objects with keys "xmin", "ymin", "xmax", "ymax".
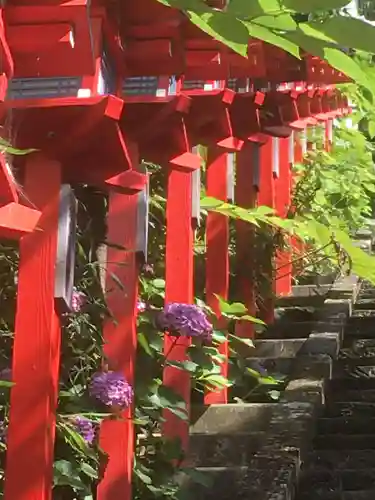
[
  {"xmin": 179, "ymin": 79, "xmax": 242, "ymax": 404},
  {"xmin": 5, "ymin": 154, "xmax": 62, "ymax": 500},
  {"xmin": 274, "ymin": 135, "xmax": 292, "ymax": 296},
  {"xmin": 229, "ymin": 86, "xmax": 266, "ymax": 338},
  {"xmin": 98, "ymin": 164, "xmax": 147, "ymax": 500},
  {"xmin": 121, "ymin": 84, "xmax": 201, "ymax": 451}
]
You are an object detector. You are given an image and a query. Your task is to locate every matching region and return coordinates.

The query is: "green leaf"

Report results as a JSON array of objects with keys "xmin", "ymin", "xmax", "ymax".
[
  {"xmin": 137, "ymin": 332, "xmax": 154, "ymax": 357},
  {"xmin": 187, "ymin": 10, "xmax": 249, "ymax": 56},
  {"xmin": 0, "ymin": 380, "xmax": 14, "ymax": 387},
  {"xmin": 81, "ymin": 462, "xmax": 98, "ymax": 480},
  {"xmin": 228, "ymin": 334, "xmax": 255, "ymax": 348},
  {"xmin": 368, "ymin": 121, "xmax": 375, "ymax": 139},
  {"xmin": 151, "ymin": 278, "xmax": 165, "ymax": 289},
  {"xmin": 245, "ymin": 22, "xmax": 300, "ymax": 58},
  {"xmin": 226, "ymin": 0, "xmax": 281, "ymax": 18},
  {"xmin": 241, "ymin": 315, "xmax": 266, "ymax": 325},
  {"xmin": 203, "ymin": 374, "xmax": 231, "ymax": 388},
  {"xmin": 303, "ymin": 16, "xmax": 375, "ymax": 54},
  {"xmin": 253, "ymin": 13, "xmax": 297, "ymax": 31},
  {"xmin": 212, "ymin": 330, "xmax": 227, "ymax": 343},
  {"xmin": 281, "ymin": 0, "xmax": 351, "ymax": 12},
  {"xmin": 286, "ymin": 31, "xmax": 374, "ymax": 94},
  {"xmin": 200, "ymin": 196, "xmax": 223, "ymax": 209},
  {"xmin": 214, "ymin": 295, "xmax": 248, "ymax": 315}
]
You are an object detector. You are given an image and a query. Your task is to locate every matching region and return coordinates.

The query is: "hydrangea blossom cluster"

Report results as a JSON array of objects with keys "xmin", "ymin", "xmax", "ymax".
[
  {"xmin": 0, "ymin": 368, "xmax": 12, "ymax": 381},
  {"xmin": 71, "ymin": 288, "xmax": 86, "ymax": 313},
  {"xmin": 158, "ymin": 303, "xmax": 213, "ymax": 340},
  {"xmin": 137, "ymin": 300, "xmax": 146, "ymax": 313},
  {"xmin": 89, "ymin": 371, "xmax": 133, "ymax": 409},
  {"xmin": 74, "ymin": 416, "xmax": 97, "ymax": 445}
]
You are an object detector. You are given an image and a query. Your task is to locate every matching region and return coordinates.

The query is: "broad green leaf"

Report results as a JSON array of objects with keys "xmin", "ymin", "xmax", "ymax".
[
  {"xmin": 303, "ymin": 16, "xmax": 375, "ymax": 54},
  {"xmin": 81, "ymin": 463, "xmax": 98, "ymax": 480},
  {"xmin": 226, "ymin": 0, "xmax": 281, "ymax": 18},
  {"xmin": 253, "ymin": 13, "xmax": 297, "ymax": 31},
  {"xmin": 228, "ymin": 333, "xmax": 255, "ymax": 348},
  {"xmin": 214, "ymin": 295, "xmax": 248, "ymax": 315},
  {"xmin": 156, "ymin": 0, "xmax": 209, "ymax": 9},
  {"xmin": 187, "ymin": 10, "xmax": 249, "ymax": 56},
  {"xmin": 212, "ymin": 330, "xmax": 227, "ymax": 343},
  {"xmin": 200, "ymin": 196, "xmax": 227, "ymax": 209},
  {"xmin": 241, "ymin": 314, "xmax": 266, "ymax": 325},
  {"xmin": 281, "ymin": 0, "xmax": 351, "ymax": 12},
  {"xmin": 151, "ymin": 278, "xmax": 165, "ymax": 289},
  {"xmin": 369, "ymin": 121, "xmax": 375, "ymax": 139},
  {"xmin": 245, "ymin": 22, "xmax": 300, "ymax": 58},
  {"xmin": 286, "ymin": 31, "xmax": 374, "ymax": 94},
  {"xmin": 203, "ymin": 374, "xmax": 231, "ymax": 388},
  {"xmin": 324, "ymin": 47, "xmax": 372, "ymax": 89}
]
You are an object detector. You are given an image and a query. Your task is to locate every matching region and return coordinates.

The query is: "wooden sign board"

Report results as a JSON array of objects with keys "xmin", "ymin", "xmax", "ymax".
[
  {"xmin": 136, "ymin": 165, "xmax": 149, "ymax": 262},
  {"xmin": 191, "ymin": 146, "xmax": 201, "ymax": 224},
  {"xmin": 54, "ymin": 184, "xmax": 77, "ymax": 314}
]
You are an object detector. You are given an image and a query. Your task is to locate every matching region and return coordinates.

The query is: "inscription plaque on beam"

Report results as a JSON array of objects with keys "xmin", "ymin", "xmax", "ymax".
[{"xmin": 54, "ymin": 184, "xmax": 77, "ymax": 314}]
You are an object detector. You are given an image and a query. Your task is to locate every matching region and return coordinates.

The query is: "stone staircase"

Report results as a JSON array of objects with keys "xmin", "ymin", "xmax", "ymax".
[
  {"xmin": 179, "ymin": 275, "xmax": 363, "ymax": 500},
  {"xmin": 297, "ymin": 283, "xmax": 375, "ymax": 500}
]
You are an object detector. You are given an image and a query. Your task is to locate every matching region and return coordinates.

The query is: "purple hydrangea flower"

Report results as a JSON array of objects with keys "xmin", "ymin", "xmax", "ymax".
[
  {"xmin": 89, "ymin": 371, "xmax": 133, "ymax": 409},
  {"xmin": 74, "ymin": 416, "xmax": 96, "ymax": 445},
  {"xmin": 137, "ymin": 300, "xmax": 146, "ymax": 313},
  {"xmin": 0, "ymin": 368, "xmax": 12, "ymax": 381},
  {"xmin": 158, "ymin": 303, "xmax": 213, "ymax": 340},
  {"xmin": 71, "ymin": 288, "xmax": 86, "ymax": 313}
]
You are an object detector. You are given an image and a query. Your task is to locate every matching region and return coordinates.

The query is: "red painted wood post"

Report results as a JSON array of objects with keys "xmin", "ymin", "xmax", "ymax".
[
  {"xmin": 5, "ymin": 154, "xmax": 62, "ymax": 500},
  {"xmin": 163, "ymin": 163, "xmax": 195, "ymax": 450},
  {"xmin": 275, "ymin": 136, "xmax": 292, "ymax": 296},
  {"xmin": 235, "ymin": 142, "xmax": 257, "ymax": 338},
  {"xmin": 257, "ymin": 136, "xmax": 275, "ymax": 324},
  {"xmin": 97, "ymin": 169, "xmax": 142, "ymax": 499},
  {"xmin": 204, "ymin": 146, "xmax": 230, "ymax": 404}
]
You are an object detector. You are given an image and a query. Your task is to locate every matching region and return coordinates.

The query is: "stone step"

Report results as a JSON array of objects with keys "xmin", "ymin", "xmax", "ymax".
[
  {"xmin": 252, "ymin": 336, "xmax": 339, "ymax": 359},
  {"xmin": 314, "ymin": 434, "xmax": 375, "ymax": 450},
  {"xmin": 328, "ymin": 378, "xmax": 375, "ymax": 391},
  {"xmin": 340, "ymin": 339, "xmax": 375, "ymax": 356},
  {"xmin": 317, "ymin": 417, "xmax": 375, "ymax": 434},
  {"xmin": 263, "ymin": 321, "xmax": 343, "ymax": 340},
  {"xmin": 299, "ymin": 468, "xmax": 375, "ymax": 491},
  {"xmin": 334, "ymin": 357, "xmax": 375, "ymax": 378},
  {"xmin": 308, "ymin": 449, "xmax": 375, "ymax": 470},
  {"xmin": 262, "ymin": 321, "xmax": 314, "ymax": 340},
  {"xmin": 324, "ymin": 401, "xmax": 375, "ymax": 418},
  {"xmin": 298, "ymin": 489, "xmax": 375, "ymax": 500},
  {"xmin": 349, "ymin": 311, "xmax": 375, "ymax": 321},
  {"xmin": 241, "ymin": 355, "xmax": 332, "ymax": 381},
  {"xmin": 354, "ymin": 300, "xmax": 375, "ymax": 310},
  {"xmin": 326, "ymin": 389, "xmax": 375, "ymax": 402},
  {"xmin": 176, "ymin": 465, "xmax": 295, "ymax": 500}
]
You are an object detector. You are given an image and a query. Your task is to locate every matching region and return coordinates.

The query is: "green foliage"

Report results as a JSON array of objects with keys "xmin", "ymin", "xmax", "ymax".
[{"xmin": 157, "ymin": 0, "xmax": 375, "ymax": 93}]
